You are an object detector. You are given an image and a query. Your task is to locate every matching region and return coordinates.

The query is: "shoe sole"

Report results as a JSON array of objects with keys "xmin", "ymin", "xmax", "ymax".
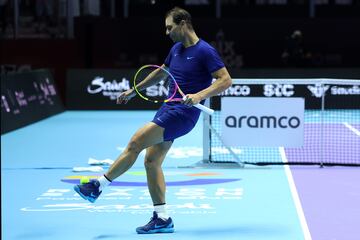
[
  {"xmin": 73, "ymin": 185, "xmax": 96, "ymax": 203},
  {"xmin": 136, "ymin": 228, "xmax": 175, "ymax": 234}
]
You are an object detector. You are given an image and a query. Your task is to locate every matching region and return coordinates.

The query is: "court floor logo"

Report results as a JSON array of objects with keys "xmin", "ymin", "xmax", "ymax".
[
  {"xmin": 21, "ymin": 202, "xmax": 217, "ymax": 214},
  {"xmin": 21, "ymin": 171, "xmax": 242, "ymax": 214},
  {"xmin": 21, "ymin": 187, "xmax": 244, "ymax": 214}
]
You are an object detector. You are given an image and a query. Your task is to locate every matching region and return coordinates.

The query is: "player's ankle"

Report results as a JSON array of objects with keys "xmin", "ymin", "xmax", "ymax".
[
  {"xmin": 98, "ymin": 174, "xmax": 112, "ymax": 191},
  {"xmin": 154, "ymin": 203, "xmax": 169, "ymax": 220}
]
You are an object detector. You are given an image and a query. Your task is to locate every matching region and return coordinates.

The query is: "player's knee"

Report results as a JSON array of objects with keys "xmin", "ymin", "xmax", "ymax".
[
  {"xmin": 126, "ymin": 139, "xmax": 142, "ymax": 154},
  {"xmin": 144, "ymin": 157, "xmax": 160, "ymax": 170}
]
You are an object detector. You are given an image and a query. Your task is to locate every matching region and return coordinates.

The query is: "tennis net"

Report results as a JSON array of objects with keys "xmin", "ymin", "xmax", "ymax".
[{"xmin": 203, "ymin": 78, "xmax": 360, "ymax": 166}]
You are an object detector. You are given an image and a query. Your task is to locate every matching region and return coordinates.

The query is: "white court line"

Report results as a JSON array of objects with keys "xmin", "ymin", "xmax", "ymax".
[
  {"xmin": 343, "ymin": 122, "xmax": 360, "ymax": 136},
  {"xmin": 279, "ymin": 147, "xmax": 312, "ymax": 240}
]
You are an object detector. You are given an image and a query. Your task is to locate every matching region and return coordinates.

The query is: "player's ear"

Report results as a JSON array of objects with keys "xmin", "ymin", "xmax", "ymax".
[{"xmin": 179, "ymin": 20, "xmax": 186, "ymax": 27}]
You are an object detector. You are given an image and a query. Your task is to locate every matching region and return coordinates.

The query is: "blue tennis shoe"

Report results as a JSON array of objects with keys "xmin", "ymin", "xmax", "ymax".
[
  {"xmin": 136, "ymin": 211, "xmax": 174, "ymax": 234},
  {"xmin": 74, "ymin": 179, "xmax": 102, "ymax": 203}
]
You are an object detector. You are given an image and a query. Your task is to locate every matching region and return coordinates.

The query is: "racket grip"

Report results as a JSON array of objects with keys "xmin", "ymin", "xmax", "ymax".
[{"xmin": 194, "ymin": 103, "xmax": 214, "ymax": 115}]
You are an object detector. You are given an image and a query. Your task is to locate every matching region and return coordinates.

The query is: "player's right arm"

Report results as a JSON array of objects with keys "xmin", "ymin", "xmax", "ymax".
[
  {"xmin": 183, "ymin": 67, "xmax": 232, "ymax": 106},
  {"xmin": 116, "ymin": 88, "xmax": 136, "ymax": 104}
]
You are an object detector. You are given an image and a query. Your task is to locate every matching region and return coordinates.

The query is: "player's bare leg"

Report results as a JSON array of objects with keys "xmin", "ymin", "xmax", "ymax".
[
  {"xmin": 136, "ymin": 141, "xmax": 175, "ymax": 234},
  {"xmin": 105, "ymin": 122, "xmax": 165, "ymax": 180},
  {"xmin": 144, "ymin": 141, "xmax": 172, "ymax": 205}
]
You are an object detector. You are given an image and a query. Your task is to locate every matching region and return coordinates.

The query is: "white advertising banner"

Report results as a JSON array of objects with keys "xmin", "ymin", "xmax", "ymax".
[{"xmin": 221, "ymin": 97, "xmax": 304, "ymax": 147}]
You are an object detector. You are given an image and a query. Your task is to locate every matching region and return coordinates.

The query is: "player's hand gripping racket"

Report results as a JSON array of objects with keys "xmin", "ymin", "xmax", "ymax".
[{"xmin": 133, "ymin": 64, "xmax": 214, "ymax": 115}]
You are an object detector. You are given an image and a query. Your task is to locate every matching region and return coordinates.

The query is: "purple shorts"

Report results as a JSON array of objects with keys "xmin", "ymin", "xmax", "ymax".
[{"xmin": 152, "ymin": 103, "xmax": 198, "ymax": 142}]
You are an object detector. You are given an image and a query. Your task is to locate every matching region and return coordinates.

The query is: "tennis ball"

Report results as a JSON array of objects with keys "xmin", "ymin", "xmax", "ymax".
[{"xmin": 80, "ymin": 176, "xmax": 90, "ymax": 184}]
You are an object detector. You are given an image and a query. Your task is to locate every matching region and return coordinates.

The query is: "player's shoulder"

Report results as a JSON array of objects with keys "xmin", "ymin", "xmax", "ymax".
[
  {"xmin": 198, "ymin": 39, "xmax": 215, "ymax": 48},
  {"xmin": 170, "ymin": 42, "xmax": 183, "ymax": 52},
  {"xmin": 197, "ymin": 39, "xmax": 217, "ymax": 53}
]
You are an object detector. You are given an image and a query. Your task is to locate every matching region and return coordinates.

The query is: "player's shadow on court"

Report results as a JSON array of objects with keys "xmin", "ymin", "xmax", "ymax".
[{"xmin": 93, "ymin": 235, "xmax": 122, "ymax": 239}]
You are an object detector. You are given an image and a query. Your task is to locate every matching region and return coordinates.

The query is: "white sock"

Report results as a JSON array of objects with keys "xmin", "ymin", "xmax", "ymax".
[
  {"xmin": 98, "ymin": 175, "xmax": 111, "ymax": 191},
  {"xmin": 154, "ymin": 204, "xmax": 169, "ymax": 220}
]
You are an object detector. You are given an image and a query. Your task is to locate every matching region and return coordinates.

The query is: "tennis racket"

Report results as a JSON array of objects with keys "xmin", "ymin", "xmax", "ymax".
[{"xmin": 133, "ymin": 64, "xmax": 214, "ymax": 115}]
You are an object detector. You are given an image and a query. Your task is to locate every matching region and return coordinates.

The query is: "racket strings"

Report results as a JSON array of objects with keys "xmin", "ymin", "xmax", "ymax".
[{"xmin": 133, "ymin": 65, "xmax": 179, "ymax": 103}]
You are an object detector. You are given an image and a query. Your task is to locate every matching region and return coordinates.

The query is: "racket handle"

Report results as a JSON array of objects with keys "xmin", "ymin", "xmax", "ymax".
[
  {"xmin": 194, "ymin": 103, "xmax": 214, "ymax": 115},
  {"xmin": 182, "ymin": 96, "xmax": 214, "ymax": 115}
]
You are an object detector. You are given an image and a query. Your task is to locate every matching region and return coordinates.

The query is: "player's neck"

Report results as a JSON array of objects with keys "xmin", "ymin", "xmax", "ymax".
[{"xmin": 182, "ymin": 31, "xmax": 199, "ymax": 48}]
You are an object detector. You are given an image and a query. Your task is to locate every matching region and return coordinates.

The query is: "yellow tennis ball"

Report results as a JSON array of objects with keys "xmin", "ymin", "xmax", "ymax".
[{"xmin": 80, "ymin": 176, "xmax": 90, "ymax": 184}]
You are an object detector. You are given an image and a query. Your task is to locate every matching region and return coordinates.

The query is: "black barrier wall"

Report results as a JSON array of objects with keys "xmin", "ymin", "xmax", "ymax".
[
  {"xmin": 66, "ymin": 69, "xmax": 359, "ymax": 110},
  {"xmin": 1, "ymin": 70, "xmax": 65, "ymax": 134}
]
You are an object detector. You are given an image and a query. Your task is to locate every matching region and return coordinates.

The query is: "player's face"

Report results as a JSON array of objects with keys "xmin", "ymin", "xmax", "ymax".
[{"xmin": 165, "ymin": 16, "xmax": 182, "ymax": 42}]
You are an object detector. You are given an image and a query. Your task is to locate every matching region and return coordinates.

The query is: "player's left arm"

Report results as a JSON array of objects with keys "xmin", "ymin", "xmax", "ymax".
[{"xmin": 183, "ymin": 67, "xmax": 232, "ymax": 106}]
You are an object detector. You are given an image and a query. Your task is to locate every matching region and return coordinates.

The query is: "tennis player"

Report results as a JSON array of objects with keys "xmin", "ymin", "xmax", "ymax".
[{"xmin": 74, "ymin": 7, "xmax": 232, "ymax": 234}]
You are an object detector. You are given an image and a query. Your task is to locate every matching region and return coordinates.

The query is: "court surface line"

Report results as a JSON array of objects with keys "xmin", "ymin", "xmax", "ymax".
[
  {"xmin": 279, "ymin": 147, "xmax": 312, "ymax": 240},
  {"xmin": 343, "ymin": 122, "xmax": 360, "ymax": 136}
]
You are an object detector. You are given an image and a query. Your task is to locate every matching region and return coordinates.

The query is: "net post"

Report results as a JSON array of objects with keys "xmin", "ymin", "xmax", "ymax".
[
  {"xmin": 320, "ymin": 79, "xmax": 325, "ymax": 167},
  {"xmin": 202, "ymin": 98, "xmax": 211, "ymax": 162}
]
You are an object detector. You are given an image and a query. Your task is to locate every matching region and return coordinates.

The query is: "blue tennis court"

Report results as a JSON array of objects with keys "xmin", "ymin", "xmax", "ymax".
[{"xmin": 2, "ymin": 110, "xmax": 359, "ymax": 240}]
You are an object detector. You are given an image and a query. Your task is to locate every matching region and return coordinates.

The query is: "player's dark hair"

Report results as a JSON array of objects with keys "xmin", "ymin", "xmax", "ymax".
[{"xmin": 165, "ymin": 7, "xmax": 194, "ymax": 31}]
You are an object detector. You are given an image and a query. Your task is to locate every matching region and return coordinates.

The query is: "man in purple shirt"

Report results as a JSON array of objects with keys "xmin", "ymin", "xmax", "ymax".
[{"xmin": 74, "ymin": 6, "xmax": 232, "ymax": 234}]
